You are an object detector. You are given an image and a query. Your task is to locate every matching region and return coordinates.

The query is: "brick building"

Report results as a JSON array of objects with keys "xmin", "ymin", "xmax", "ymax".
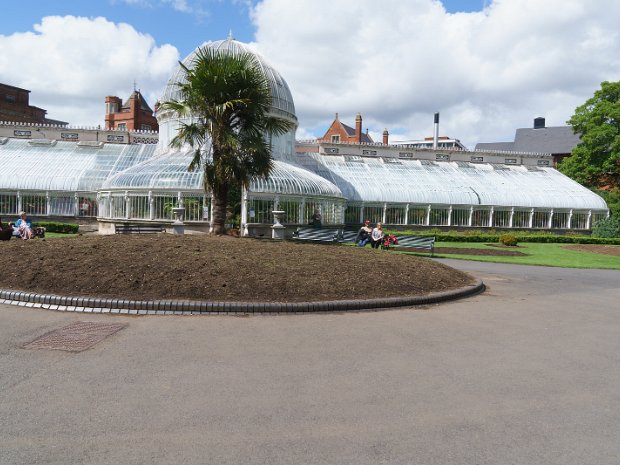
[
  {"xmin": 319, "ymin": 113, "xmax": 374, "ymax": 144},
  {"xmin": 0, "ymin": 83, "xmax": 67, "ymax": 125},
  {"xmin": 105, "ymin": 90, "xmax": 158, "ymax": 131}
]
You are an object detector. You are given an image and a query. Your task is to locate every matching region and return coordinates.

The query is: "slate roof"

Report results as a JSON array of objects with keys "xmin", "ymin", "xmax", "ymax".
[
  {"xmin": 475, "ymin": 126, "xmax": 580, "ymax": 154},
  {"xmin": 341, "ymin": 122, "xmax": 374, "ymax": 143},
  {"xmin": 122, "ymin": 91, "xmax": 154, "ymax": 113}
]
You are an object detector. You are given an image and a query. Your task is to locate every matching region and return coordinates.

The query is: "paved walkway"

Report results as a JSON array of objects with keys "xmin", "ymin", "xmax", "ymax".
[{"xmin": 1, "ymin": 260, "xmax": 619, "ymax": 465}]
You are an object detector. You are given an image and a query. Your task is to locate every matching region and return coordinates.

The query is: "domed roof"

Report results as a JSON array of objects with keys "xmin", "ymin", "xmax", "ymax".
[{"xmin": 159, "ymin": 36, "xmax": 296, "ymax": 123}]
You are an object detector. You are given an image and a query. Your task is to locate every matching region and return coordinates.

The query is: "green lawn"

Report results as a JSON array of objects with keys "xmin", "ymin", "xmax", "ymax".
[{"xmin": 425, "ymin": 241, "xmax": 620, "ymax": 269}]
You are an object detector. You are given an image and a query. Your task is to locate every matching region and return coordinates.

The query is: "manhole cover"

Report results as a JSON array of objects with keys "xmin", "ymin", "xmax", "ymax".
[{"xmin": 24, "ymin": 321, "xmax": 127, "ymax": 352}]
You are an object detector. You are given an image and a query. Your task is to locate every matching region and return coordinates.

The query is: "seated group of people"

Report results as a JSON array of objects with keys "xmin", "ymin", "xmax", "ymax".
[
  {"xmin": 0, "ymin": 212, "xmax": 35, "ymax": 241},
  {"xmin": 355, "ymin": 219, "xmax": 384, "ymax": 249}
]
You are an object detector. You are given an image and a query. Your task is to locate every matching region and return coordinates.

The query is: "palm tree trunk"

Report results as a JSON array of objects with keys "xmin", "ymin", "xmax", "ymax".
[{"xmin": 211, "ymin": 182, "xmax": 229, "ymax": 235}]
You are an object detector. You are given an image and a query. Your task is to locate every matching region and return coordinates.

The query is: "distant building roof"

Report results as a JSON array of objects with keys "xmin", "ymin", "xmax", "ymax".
[
  {"xmin": 475, "ymin": 119, "xmax": 580, "ymax": 155},
  {"xmin": 122, "ymin": 91, "xmax": 154, "ymax": 113}
]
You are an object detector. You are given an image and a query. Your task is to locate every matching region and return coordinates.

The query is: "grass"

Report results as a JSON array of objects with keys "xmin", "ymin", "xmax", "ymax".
[{"xmin": 426, "ymin": 241, "xmax": 620, "ymax": 269}]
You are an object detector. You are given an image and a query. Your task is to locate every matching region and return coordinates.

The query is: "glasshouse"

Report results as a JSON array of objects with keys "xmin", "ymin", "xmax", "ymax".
[{"xmin": 0, "ymin": 37, "xmax": 609, "ymax": 233}]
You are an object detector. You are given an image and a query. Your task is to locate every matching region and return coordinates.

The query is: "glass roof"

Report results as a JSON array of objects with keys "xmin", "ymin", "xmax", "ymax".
[
  {"xmin": 295, "ymin": 153, "xmax": 608, "ymax": 210},
  {"xmin": 102, "ymin": 149, "xmax": 343, "ymax": 198},
  {"xmin": 0, "ymin": 138, "xmax": 156, "ymax": 192}
]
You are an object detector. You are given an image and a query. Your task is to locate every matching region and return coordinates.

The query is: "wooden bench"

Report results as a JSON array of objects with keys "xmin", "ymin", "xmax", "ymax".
[
  {"xmin": 292, "ymin": 227, "xmax": 341, "ymax": 243},
  {"xmin": 115, "ymin": 223, "xmax": 166, "ymax": 234},
  {"xmin": 384, "ymin": 235, "xmax": 435, "ymax": 256}
]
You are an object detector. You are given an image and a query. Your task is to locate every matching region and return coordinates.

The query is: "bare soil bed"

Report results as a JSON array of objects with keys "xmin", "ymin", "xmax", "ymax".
[
  {"xmin": 0, "ymin": 235, "xmax": 475, "ymax": 302},
  {"xmin": 434, "ymin": 246, "xmax": 527, "ymax": 256},
  {"xmin": 563, "ymin": 244, "xmax": 620, "ymax": 256}
]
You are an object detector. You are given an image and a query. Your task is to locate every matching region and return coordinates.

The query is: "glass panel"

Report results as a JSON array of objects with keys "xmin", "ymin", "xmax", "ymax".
[
  {"xmin": 493, "ymin": 210, "xmax": 511, "ymax": 228},
  {"xmin": 551, "ymin": 212, "xmax": 569, "ymax": 229},
  {"xmin": 0, "ymin": 193, "xmax": 18, "ymax": 215},
  {"xmin": 248, "ymin": 198, "xmax": 274, "ymax": 224},
  {"xmin": 49, "ymin": 195, "xmax": 75, "ymax": 216},
  {"xmin": 512, "ymin": 210, "xmax": 530, "ymax": 228},
  {"xmin": 363, "ymin": 206, "xmax": 383, "ymax": 224},
  {"xmin": 386, "ymin": 206, "xmax": 406, "ymax": 225},
  {"xmin": 110, "ymin": 194, "xmax": 126, "ymax": 219},
  {"xmin": 344, "ymin": 205, "xmax": 362, "ymax": 224},
  {"xmin": 153, "ymin": 195, "xmax": 178, "ymax": 221},
  {"xmin": 181, "ymin": 195, "xmax": 205, "ymax": 222},
  {"xmin": 129, "ymin": 195, "xmax": 150, "ymax": 220},
  {"xmin": 78, "ymin": 196, "xmax": 98, "ymax": 217},
  {"xmin": 532, "ymin": 211, "xmax": 550, "ymax": 229},
  {"xmin": 429, "ymin": 207, "xmax": 449, "ymax": 226},
  {"xmin": 591, "ymin": 212, "xmax": 607, "ymax": 226},
  {"xmin": 571, "ymin": 212, "xmax": 588, "ymax": 230},
  {"xmin": 451, "ymin": 209, "xmax": 470, "ymax": 226},
  {"xmin": 21, "ymin": 193, "xmax": 47, "ymax": 216},
  {"xmin": 278, "ymin": 198, "xmax": 300, "ymax": 224},
  {"xmin": 408, "ymin": 207, "xmax": 428, "ymax": 225},
  {"xmin": 471, "ymin": 209, "xmax": 490, "ymax": 227}
]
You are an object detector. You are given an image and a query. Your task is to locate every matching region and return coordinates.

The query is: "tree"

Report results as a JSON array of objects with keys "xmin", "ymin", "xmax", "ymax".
[
  {"xmin": 160, "ymin": 47, "xmax": 293, "ymax": 235},
  {"xmin": 560, "ymin": 81, "xmax": 620, "ymax": 190}
]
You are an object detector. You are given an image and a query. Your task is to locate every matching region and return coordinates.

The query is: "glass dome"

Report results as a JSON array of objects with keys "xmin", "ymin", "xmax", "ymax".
[{"xmin": 157, "ymin": 36, "xmax": 298, "ymax": 153}]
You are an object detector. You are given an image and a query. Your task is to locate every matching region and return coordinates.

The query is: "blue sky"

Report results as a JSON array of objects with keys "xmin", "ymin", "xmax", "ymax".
[
  {"xmin": 0, "ymin": 0, "xmax": 617, "ymax": 148},
  {"xmin": 0, "ymin": 0, "xmax": 487, "ymax": 59}
]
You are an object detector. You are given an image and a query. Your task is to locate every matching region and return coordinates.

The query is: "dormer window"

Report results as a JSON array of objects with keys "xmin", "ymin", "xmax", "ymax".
[{"xmin": 331, "ymin": 135, "xmax": 340, "ymax": 143}]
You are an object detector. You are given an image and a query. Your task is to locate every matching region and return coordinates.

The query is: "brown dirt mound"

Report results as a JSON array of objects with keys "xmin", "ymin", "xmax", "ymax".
[
  {"xmin": 563, "ymin": 244, "xmax": 620, "ymax": 256},
  {"xmin": 0, "ymin": 235, "xmax": 475, "ymax": 302}
]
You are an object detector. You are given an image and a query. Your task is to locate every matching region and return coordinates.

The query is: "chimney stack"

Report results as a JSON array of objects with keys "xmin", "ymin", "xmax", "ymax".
[
  {"xmin": 433, "ymin": 112, "xmax": 440, "ymax": 149},
  {"xmin": 355, "ymin": 113, "xmax": 362, "ymax": 143},
  {"xmin": 534, "ymin": 117, "xmax": 545, "ymax": 129},
  {"xmin": 383, "ymin": 128, "xmax": 389, "ymax": 145}
]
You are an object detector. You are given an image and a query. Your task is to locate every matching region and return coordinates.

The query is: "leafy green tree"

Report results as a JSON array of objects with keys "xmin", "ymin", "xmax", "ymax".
[
  {"xmin": 560, "ymin": 81, "xmax": 620, "ymax": 189},
  {"xmin": 160, "ymin": 47, "xmax": 293, "ymax": 235}
]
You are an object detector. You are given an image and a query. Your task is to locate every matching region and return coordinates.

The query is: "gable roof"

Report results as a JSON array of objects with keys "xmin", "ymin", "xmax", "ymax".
[
  {"xmin": 122, "ymin": 91, "xmax": 154, "ymax": 113},
  {"xmin": 476, "ymin": 126, "xmax": 580, "ymax": 155}
]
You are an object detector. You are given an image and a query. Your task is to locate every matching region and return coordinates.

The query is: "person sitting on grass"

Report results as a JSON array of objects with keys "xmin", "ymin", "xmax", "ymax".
[
  {"xmin": 0, "ymin": 217, "xmax": 14, "ymax": 241},
  {"xmin": 12, "ymin": 211, "xmax": 33, "ymax": 240},
  {"xmin": 355, "ymin": 219, "xmax": 372, "ymax": 247},
  {"xmin": 370, "ymin": 222, "xmax": 384, "ymax": 249}
]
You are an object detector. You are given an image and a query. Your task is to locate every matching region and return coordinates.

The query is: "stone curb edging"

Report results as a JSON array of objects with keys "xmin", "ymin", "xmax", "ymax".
[{"xmin": 0, "ymin": 280, "xmax": 484, "ymax": 315}]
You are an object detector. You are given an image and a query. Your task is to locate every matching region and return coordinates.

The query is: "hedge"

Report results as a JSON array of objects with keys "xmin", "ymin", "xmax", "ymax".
[
  {"xmin": 33, "ymin": 221, "xmax": 80, "ymax": 234},
  {"xmin": 388, "ymin": 229, "xmax": 620, "ymax": 245}
]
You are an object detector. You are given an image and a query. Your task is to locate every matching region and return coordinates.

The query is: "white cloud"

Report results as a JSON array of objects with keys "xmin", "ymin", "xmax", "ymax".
[
  {"xmin": 0, "ymin": 15, "xmax": 179, "ymax": 126},
  {"xmin": 251, "ymin": 0, "xmax": 620, "ymax": 148}
]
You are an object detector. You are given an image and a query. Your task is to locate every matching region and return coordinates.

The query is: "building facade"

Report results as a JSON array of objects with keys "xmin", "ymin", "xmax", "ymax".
[
  {"xmin": 105, "ymin": 90, "xmax": 159, "ymax": 132},
  {"xmin": 0, "ymin": 83, "xmax": 67, "ymax": 126}
]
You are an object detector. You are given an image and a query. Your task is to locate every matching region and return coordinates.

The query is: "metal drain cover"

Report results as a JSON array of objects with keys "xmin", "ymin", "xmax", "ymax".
[{"xmin": 24, "ymin": 321, "xmax": 127, "ymax": 352}]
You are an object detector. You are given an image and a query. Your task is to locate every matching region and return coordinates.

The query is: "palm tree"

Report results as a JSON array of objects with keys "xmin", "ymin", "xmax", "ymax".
[{"xmin": 160, "ymin": 47, "xmax": 293, "ymax": 235}]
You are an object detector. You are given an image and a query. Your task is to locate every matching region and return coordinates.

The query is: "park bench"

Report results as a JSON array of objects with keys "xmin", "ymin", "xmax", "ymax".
[
  {"xmin": 338, "ymin": 230, "xmax": 359, "ymax": 243},
  {"xmin": 383, "ymin": 235, "xmax": 435, "ymax": 256},
  {"xmin": 115, "ymin": 223, "xmax": 166, "ymax": 234},
  {"xmin": 292, "ymin": 227, "xmax": 341, "ymax": 243}
]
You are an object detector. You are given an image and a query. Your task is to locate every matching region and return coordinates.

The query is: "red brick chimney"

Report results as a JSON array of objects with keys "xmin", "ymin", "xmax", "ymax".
[
  {"xmin": 355, "ymin": 113, "xmax": 362, "ymax": 143},
  {"xmin": 383, "ymin": 128, "xmax": 389, "ymax": 145}
]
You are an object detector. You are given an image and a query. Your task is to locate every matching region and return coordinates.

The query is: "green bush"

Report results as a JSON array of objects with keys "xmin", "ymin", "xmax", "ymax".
[
  {"xmin": 499, "ymin": 233, "xmax": 518, "ymax": 246},
  {"xmin": 386, "ymin": 228, "xmax": 620, "ymax": 245},
  {"xmin": 592, "ymin": 216, "xmax": 620, "ymax": 238},
  {"xmin": 33, "ymin": 221, "xmax": 79, "ymax": 234}
]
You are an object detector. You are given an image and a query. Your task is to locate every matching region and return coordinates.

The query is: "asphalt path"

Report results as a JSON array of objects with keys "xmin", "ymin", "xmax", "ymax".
[{"xmin": 1, "ymin": 259, "xmax": 619, "ymax": 465}]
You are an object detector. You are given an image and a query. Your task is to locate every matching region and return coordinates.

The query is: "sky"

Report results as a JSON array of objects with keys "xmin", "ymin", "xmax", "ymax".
[{"xmin": 1, "ymin": 0, "xmax": 618, "ymax": 149}]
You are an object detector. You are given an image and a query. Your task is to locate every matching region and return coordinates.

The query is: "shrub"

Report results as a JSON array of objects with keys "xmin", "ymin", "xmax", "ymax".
[
  {"xmin": 499, "ymin": 233, "xmax": 518, "ymax": 246},
  {"xmin": 592, "ymin": 216, "xmax": 620, "ymax": 238},
  {"xmin": 33, "ymin": 221, "xmax": 79, "ymax": 234}
]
